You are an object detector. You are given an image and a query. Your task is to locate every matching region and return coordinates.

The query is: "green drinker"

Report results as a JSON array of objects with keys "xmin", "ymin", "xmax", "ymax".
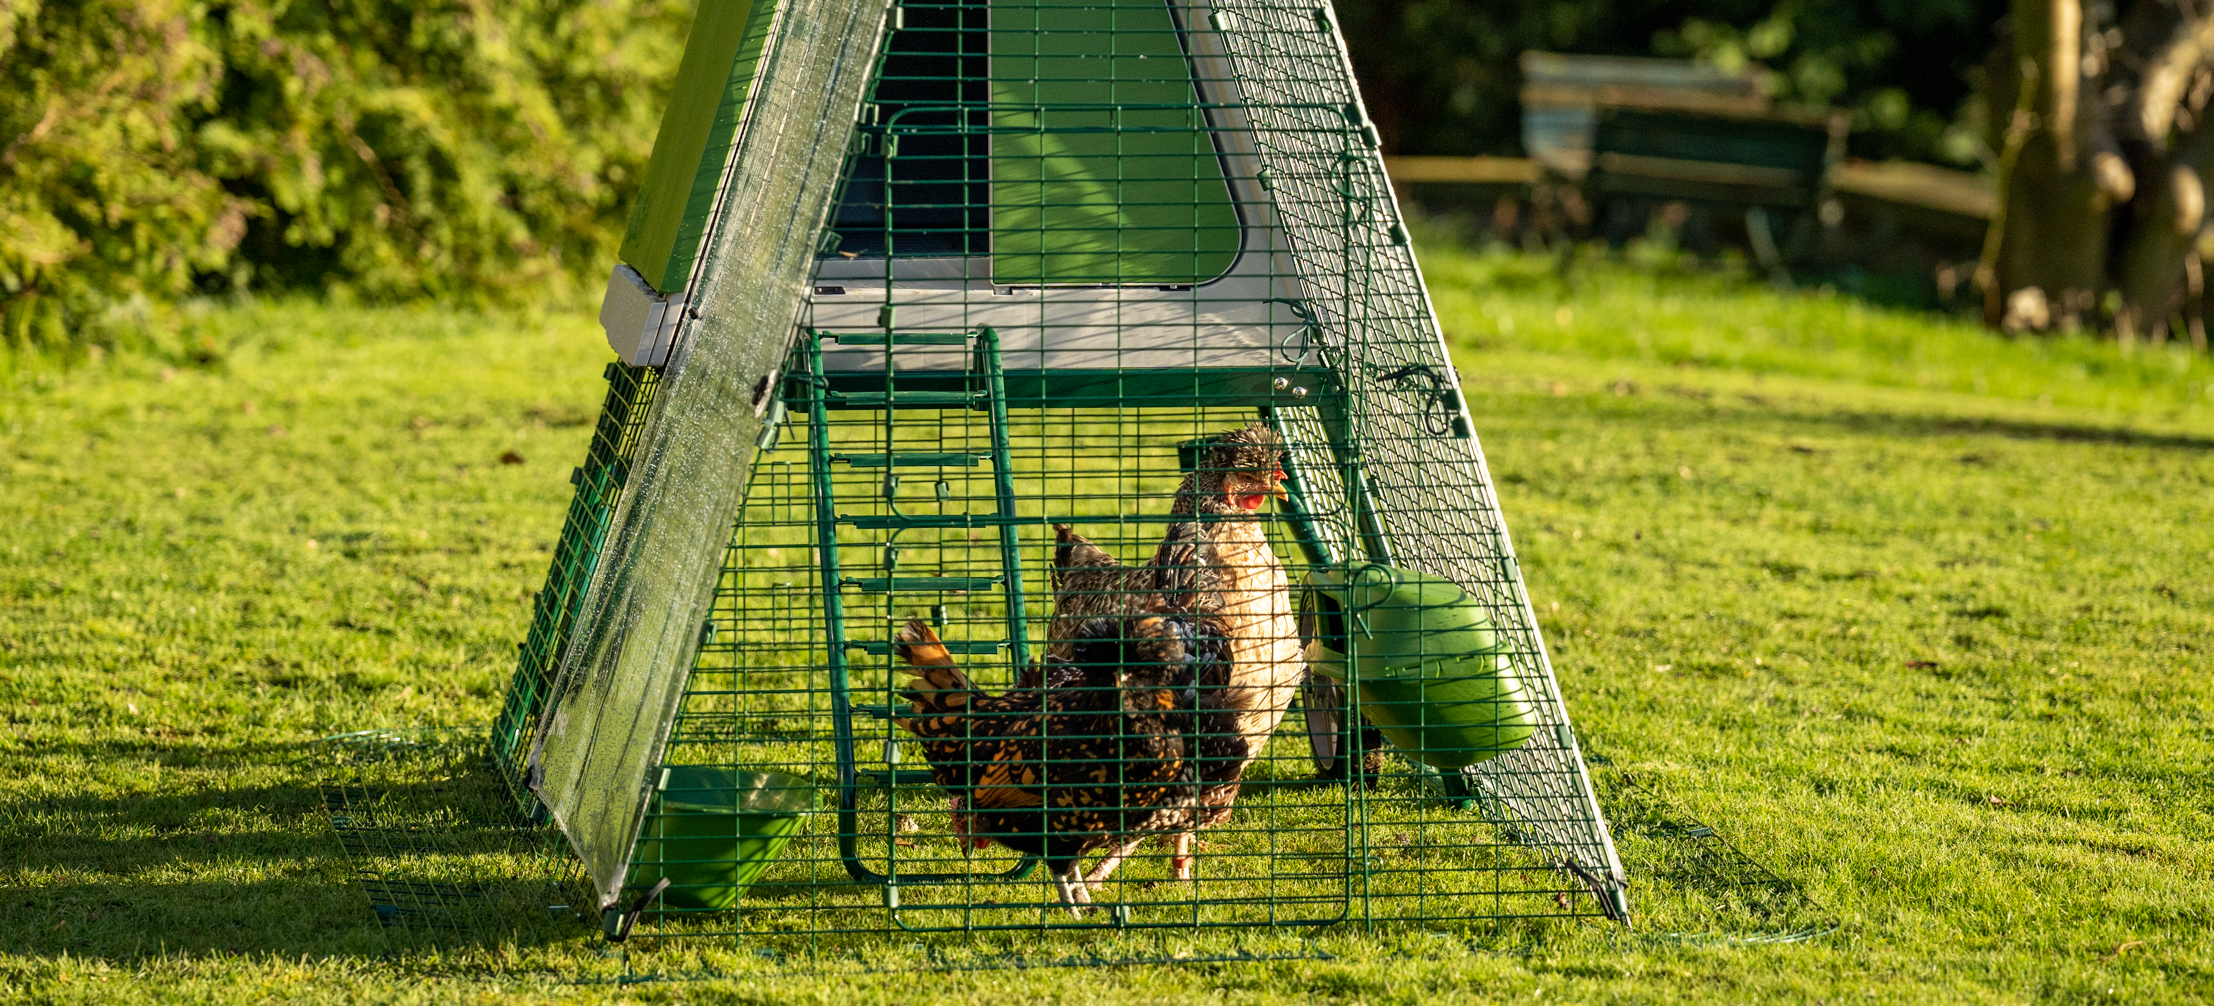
[{"xmin": 1300, "ymin": 563, "xmax": 1537, "ymax": 770}]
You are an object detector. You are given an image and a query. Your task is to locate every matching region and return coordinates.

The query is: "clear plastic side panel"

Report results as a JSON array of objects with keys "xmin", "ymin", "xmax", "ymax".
[{"xmin": 529, "ymin": 0, "xmax": 896, "ymax": 911}]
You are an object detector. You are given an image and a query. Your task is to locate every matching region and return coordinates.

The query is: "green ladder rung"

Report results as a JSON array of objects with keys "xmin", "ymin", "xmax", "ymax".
[
  {"xmin": 830, "ymin": 390, "xmax": 983, "ymax": 407},
  {"xmin": 841, "ymin": 576, "xmax": 1004, "ymax": 592},
  {"xmin": 840, "ymin": 513, "xmax": 1034, "ymax": 530},
  {"xmin": 825, "ymin": 331, "xmax": 973, "ymax": 346},
  {"xmin": 833, "ymin": 452, "xmax": 989, "ymax": 468},
  {"xmin": 855, "ymin": 770, "xmax": 939, "ymax": 787},
  {"xmin": 845, "ymin": 639, "xmax": 1004, "ymax": 656}
]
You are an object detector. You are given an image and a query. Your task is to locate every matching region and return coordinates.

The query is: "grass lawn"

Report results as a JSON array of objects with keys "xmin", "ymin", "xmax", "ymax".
[{"xmin": 2, "ymin": 249, "xmax": 2210, "ymax": 1003}]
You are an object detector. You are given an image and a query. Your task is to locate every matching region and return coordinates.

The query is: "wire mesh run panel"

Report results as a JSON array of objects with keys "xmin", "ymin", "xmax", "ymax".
[
  {"xmin": 501, "ymin": 0, "xmax": 1626, "ymax": 947},
  {"xmin": 629, "ymin": 379, "xmax": 1606, "ymax": 941}
]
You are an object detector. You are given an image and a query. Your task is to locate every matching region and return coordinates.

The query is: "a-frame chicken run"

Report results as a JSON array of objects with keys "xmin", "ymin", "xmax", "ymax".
[{"xmin": 490, "ymin": 0, "xmax": 1628, "ymax": 947}]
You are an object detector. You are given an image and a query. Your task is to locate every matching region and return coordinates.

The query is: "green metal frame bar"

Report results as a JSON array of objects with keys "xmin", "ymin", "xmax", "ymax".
[
  {"xmin": 977, "ymin": 326, "xmax": 1031, "ymax": 670},
  {"xmin": 816, "ymin": 367, "xmax": 1333, "ymax": 410},
  {"xmin": 805, "ymin": 335, "xmax": 872, "ymax": 883},
  {"xmin": 1260, "ymin": 406, "xmax": 1339, "ymax": 570}
]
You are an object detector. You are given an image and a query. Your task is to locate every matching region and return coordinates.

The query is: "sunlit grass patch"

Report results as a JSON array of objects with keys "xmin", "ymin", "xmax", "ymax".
[{"xmin": 2, "ymin": 259, "xmax": 2209, "ymax": 1001}]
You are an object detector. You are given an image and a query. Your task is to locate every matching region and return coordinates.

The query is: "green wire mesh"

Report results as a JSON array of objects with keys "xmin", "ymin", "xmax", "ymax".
[
  {"xmin": 491, "ymin": 363, "xmax": 663, "ymax": 813},
  {"xmin": 1583, "ymin": 752, "xmax": 1839, "ymax": 945},
  {"xmin": 616, "ymin": 380, "xmax": 1597, "ymax": 947},
  {"xmin": 316, "ymin": 729, "xmax": 587, "ymax": 934},
  {"xmin": 524, "ymin": 0, "xmax": 893, "ymax": 910}
]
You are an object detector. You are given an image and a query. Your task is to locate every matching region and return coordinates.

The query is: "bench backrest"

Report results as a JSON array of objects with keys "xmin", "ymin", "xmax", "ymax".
[{"xmin": 1586, "ymin": 106, "xmax": 1842, "ymax": 210}]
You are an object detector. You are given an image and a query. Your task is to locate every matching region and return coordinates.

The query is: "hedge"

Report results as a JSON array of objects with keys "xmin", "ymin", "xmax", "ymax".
[{"xmin": 0, "ymin": 0, "xmax": 689, "ymax": 355}]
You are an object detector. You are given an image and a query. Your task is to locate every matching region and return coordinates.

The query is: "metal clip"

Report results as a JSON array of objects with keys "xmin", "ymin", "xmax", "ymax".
[{"xmin": 604, "ymin": 878, "xmax": 670, "ymax": 943}]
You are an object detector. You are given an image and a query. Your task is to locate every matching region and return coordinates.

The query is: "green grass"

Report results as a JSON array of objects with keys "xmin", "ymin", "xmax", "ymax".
[{"xmin": 4, "ymin": 250, "xmax": 2211, "ymax": 1002}]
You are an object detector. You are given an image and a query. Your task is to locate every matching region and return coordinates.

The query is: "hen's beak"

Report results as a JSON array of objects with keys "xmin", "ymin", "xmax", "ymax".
[{"xmin": 1270, "ymin": 467, "xmax": 1289, "ymax": 501}]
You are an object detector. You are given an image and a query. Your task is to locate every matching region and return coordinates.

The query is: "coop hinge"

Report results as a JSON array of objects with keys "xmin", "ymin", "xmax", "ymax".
[{"xmin": 597, "ymin": 264, "xmax": 686, "ymax": 367}]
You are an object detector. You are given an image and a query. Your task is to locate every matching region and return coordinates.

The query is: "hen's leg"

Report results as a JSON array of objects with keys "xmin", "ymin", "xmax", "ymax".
[
  {"xmin": 1049, "ymin": 866, "xmax": 1088, "ymax": 919},
  {"xmin": 1081, "ymin": 837, "xmax": 1143, "ymax": 891},
  {"xmin": 1168, "ymin": 832, "xmax": 1194, "ymax": 880},
  {"xmin": 947, "ymin": 796, "xmax": 974, "ymax": 855}
]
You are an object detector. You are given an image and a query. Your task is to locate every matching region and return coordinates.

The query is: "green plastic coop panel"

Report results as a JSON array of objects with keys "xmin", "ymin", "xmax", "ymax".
[
  {"xmin": 989, "ymin": 0, "xmax": 1242, "ymax": 284},
  {"xmin": 613, "ymin": 0, "xmax": 1242, "ymax": 299},
  {"xmin": 617, "ymin": 0, "xmax": 780, "ymax": 295}
]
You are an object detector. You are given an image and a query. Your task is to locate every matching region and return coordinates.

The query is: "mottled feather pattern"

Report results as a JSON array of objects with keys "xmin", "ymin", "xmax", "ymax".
[
  {"xmin": 888, "ymin": 616, "xmax": 1195, "ymax": 886},
  {"xmin": 1043, "ymin": 422, "xmax": 1307, "ymax": 887}
]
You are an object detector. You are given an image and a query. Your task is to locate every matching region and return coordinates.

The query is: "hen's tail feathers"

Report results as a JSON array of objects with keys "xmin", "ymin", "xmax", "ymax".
[
  {"xmin": 1051, "ymin": 524, "xmax": 1122, "ymax": 587},
  {"xmin": 892, "ymin": 620, "xmax": 973, "ymax": 711}
]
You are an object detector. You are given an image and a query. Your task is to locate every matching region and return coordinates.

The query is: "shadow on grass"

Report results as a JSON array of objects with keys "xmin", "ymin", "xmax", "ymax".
[
  {"xmin": 1569, "ymin": 384, "xmax": 2214, "ymax": 452},
  {"xmin": 2, "ymin": 876, "xmax": 593, "ymax": 960},
  {"xmin": 0, "ymin": 733, "xmax": 595, "ymax": 962},
  {"xmin": 1807, "ymin": 408, "xmax": 2214, "ymax": 452}
]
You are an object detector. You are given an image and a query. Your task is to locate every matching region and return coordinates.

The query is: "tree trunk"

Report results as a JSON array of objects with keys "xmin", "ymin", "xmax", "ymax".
[
  {"xmin": 2113, "ymin": 11, "xmax": 2214, "ymax": 346},
  {"xmin": 1983, "ymin": 0, "xmax": 2214, "ymax": 351},
  {"xmin": 2114, "ymin": 146, "xmax": 2210, "ymax": 345},
  {"xmin": 1984, "ymin": 0, "xmax": 2132, "ymax": 331}
]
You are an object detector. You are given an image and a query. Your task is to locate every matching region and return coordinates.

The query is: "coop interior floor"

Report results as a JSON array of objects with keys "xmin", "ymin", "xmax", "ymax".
[{"xmin": 2, "ymin": 249, "xmax": 2210, "ymax": 1003}]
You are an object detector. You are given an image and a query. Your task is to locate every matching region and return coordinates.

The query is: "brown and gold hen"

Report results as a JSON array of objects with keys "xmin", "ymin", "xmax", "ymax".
[
  {"xmin": 1046, "ymin": 422, "xmax": 1306, "ymax": 886},
  {"xmin": 891, "ymin": 615, "xmax": 1194, "ymax": 914}
]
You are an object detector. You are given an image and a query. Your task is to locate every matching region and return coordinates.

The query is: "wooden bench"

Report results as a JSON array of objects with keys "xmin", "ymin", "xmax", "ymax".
[
  {"xmin": 1512, "ymin": 53, "xmax": 1845, "ymax": 278},
  {"xmin": 1520, "ymin": 51, "xmax": 1767, "ymax": 178},
  {"xmin": 1582, "ymin": 105, "xmax": 1844, "ymax": 278},
  {"xmin": 1585, "ymin": 106, "xmax": 1841, "ymax": 211}
]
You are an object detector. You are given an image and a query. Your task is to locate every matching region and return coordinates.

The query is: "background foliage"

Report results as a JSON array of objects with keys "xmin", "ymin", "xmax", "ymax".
[
  {"xmin": 0, "ymin": 0, "xmax": 687, "ymax": 355},
  {"xmin": 1, "ymin": 0, "xmax": 2007, "ymax": 355}
]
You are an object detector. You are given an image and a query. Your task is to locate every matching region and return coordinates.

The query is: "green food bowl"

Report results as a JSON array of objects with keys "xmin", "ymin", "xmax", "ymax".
[
  {"xmin": 1301, "ymin": 564, "xmax": 1536, "ymax": 769},
  {"xmin": 625, "ymin": 767, "xmax": 816, "ymax": 911}
]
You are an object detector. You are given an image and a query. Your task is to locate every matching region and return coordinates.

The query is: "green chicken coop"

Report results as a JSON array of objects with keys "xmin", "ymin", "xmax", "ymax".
[{"xmin": 486, "ymin": 0, "xmax": 1628, "ymax": 945}]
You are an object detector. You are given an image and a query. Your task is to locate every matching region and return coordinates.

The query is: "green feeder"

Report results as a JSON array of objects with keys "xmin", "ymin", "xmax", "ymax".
[
  {"xmin": 626, "ymin": 766, "xmax": 816, "ymax": 910},
  {"xmin": 1301, "ymin": 564, "xmax": 1537, "ymax": 770}
]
